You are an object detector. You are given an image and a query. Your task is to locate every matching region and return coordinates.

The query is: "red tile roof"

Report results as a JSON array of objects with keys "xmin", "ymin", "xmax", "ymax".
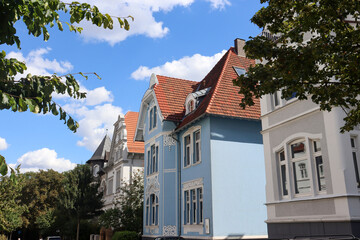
[
  {"xmin": 153, "ymin": 47, "xmax": 260, "ymax": 130},
  {"xmin": 154, "ymin": 76, "xmax": 198, "ymax": 122},
  {"xmin": 125, "ymin": 111, "xmax": 144, "ymax": 154}
]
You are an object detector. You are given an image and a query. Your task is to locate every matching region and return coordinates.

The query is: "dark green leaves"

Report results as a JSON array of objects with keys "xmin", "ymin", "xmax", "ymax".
[
  {"xmin": 234, "ymin": 0, "xmax": 360, "ymax": 132},
  {"xmin": 0, "ymin": 155, "xmax": 8, "ymax": 176}
]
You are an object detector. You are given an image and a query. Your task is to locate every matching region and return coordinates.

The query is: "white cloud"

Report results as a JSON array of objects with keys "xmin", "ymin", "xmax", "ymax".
[
  {"xmin": 11, "ymin": 148, "xmax": 77, "ymax": 173},
  {"xmin": 206, "ymin": 0, "xmax": 231, "ymax": 9},
  {"xmin": 76, "ymin": 0, "xmax": 229, "ymax": 45},
  {"xmin": 7, "ymin": 48, "xmax": 73, "ymax": 78},
  {"xmin": 0, "ymin": 137, "xmax": 9, "ymax": 151},
  {"xmin": 131, "ymin": 50, "xmax": 227, "ymax": 81},
  {"xmin": 61, "ymin": 103, "xmax": 123, "ymax": 151}
]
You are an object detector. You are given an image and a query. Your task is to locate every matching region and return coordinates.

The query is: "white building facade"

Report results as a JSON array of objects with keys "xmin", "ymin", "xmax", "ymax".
[
  {"xmin": 261, "ymin": 92, "xmax": 360, "ymax": 238},
  {"xmin": 100, "ymin": 112, "xmax": 144, "ymax": 210}
]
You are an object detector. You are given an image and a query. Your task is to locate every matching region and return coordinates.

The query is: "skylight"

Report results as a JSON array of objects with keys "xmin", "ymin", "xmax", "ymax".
[{"xmin": 233, "ymin": 67, "xmax": 246, "ymax": 76}]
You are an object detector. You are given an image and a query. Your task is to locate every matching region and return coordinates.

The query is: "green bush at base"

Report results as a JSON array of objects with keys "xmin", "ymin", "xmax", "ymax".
[{"xmin": 112, "ymin": 231, "xmax": 139, "ymax": 240}]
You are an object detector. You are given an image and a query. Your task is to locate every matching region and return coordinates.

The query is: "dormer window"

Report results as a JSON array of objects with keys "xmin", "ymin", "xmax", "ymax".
[
  {"xmin": 184, "ymin": 87, "xmax": 211, "ymax": 115},
  {"xmin": 187, "ymin": 100, "xmax": 195, "ymax": 113}
]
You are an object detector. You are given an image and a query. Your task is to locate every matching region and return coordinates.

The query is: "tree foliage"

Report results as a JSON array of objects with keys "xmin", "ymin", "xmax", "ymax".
[
  {"xmin": 0, "ymin": 173, "xmax": 26, "ymax": 235},
  {"xmin": 0, "ymin": 0, "xmax": 132, "ymax": 176},
  {"xmin": 113, "ymin": 169, "xmax": 143, "ymax": 233},
  {"xmin": 233, "ymin": 0, "xmax": 360, "ymax": 132},
  {"xmin": 60, "ymin": 164, "xmax": 103, "ymax": 240},
  {"xmin": 19, "ymin": 170, "xmax": 64, "ymax": 234}
]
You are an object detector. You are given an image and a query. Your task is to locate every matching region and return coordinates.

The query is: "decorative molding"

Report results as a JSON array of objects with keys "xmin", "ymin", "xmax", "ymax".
[
  {"xmin": 183, "ymin": 178, "xmax": 203, "ymax": 190},
  {"xmin": 164, "ymin": 135, "xmax": 177, "ymax": 146},
  {"xmin": 145, "ymin": 174, "xmax": 160, "ymax": 198},
  {"xmin": 163, "ymin": 225, "xmax": 177, "ymax": 236}
]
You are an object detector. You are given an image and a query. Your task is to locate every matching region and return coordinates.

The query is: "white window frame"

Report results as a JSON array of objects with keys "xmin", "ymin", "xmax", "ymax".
[
  {"xmin": 107, "ymin": 178, "xmax": 114, "ymax": 195},
  {"xmin": 184, "ymin": 135, "xmax": 191, "ymax": 167},
  {"xmin": 194, "ymin": 130, "xmax": 201, "ymax": 164},
  {"xmin": 183, "ymin": 186, "xmax": 203, "ymax": 225},
  {"xmin": 147, "ymin": 142, "xmax": 159, "ymax": 176},
  {"xmin": 183, "ymin": 126, "xmax": 202, "ymax": 168},
  {"xmin": 93, "ymin": 164, "xmax": 99, "ymax": 177},
  {"xmin": 278, "ymin": 150, "xmax": 289, "ymax": 197},
  {"xmin": 274, "ymin": 134, "xmax": 325, "ymax": 199},
  {"xmin": 312, "ymin": 139, "xmax": 325, "ymax": 192},
  {"xmin": 149, "ymin": 104, "xmax": 157, "ymax": 132}
]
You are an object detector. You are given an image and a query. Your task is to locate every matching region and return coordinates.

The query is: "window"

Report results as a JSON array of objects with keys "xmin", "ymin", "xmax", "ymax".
[
  {"xmin": 149, "ymin": 106, "xmax": 157, "ymax": 131},
  {"xmin": 184, "ymin": 135, "xmax": 191, "ymax": 167},
  {"xmin": 148, "ymin": 144, "xmax": 158, "ymax": 175},
  {"xmin": 187, "ymin": 100, "xmax": 195, "ymax": 113},
  {"xmin": 351, "ymin": 137, "xmax": 360, "ymax": 188},
  {"xmin": 146, "ymin": 194, "xmax": 159, "ymax": 226},
  {"xmin": 183, "ymin": 128, "xmax": 201, "ymax": 168},
  {"xmin": 184, "ymin": 187, "xmax": 203, "ymax": 225},
  {"xmin": 233, "ymin": 66, "xmax": 246, "ymax": 76},
  {"xmin": 273, "ymin": 91, "xmax": 281, "ymax": 107},
  {"xmin": 278, "ymin": 151, "xmax": 288, "ymax": 196},
  {"xmin": 198, "ymin": 188, "xmax": 203, "ymax": 224},
  {"xmin": 93, "ymin": 164, "xmax": 99, "ymax": 177},
  {"xmin": 313, "ymin": 140, "xmax": 325, "ymax": 191},
  {"xmin": 290, "ymin": 141, "xmax": 311, "ymax": 194},
  {"xmin": 276, "ymin": 137, "xmax": 326, "ymax": 198},
  {"xmin": 115, "ymin": 169, "xmax": 121, "ymax": 192},
  {"xmin": 184, "ymin": 190, "xmax": 190, "ymax": 224},
  {"xmin": 194, "ymin": 130, "xmax": 201, "ymax": 164},
  {"xmin": 107, "ymin": 178, "xmax": 114, "ymax": 195}
]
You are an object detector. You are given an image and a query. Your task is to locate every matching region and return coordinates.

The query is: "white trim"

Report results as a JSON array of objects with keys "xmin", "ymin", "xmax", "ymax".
[
  {"xmin": 266, "ymin": 193, "xmax": 360, "ymax": 205},
  {"xmin": 182, "ymin": 126, "xmax": 202, "ymax": 169}
]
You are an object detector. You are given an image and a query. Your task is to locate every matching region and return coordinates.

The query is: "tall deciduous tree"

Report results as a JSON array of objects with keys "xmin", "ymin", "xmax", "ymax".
[
  {"xmin": 20, "ymin": 170, "xmax": 64, "ymax": 238},
  {"xmin": 0, "ymin": 173, "xmax": 26, "ymax": 238},
  {"xmin": 60, "ymin": 164, "xmax": 103, "ymax": 240},
  {"xmin": 233, "ymin": 0, "xmax": 360, "ymax": 132},
  {"xmin": 0, "ymin": 0, "xmax": 132, "ymax": 176}
]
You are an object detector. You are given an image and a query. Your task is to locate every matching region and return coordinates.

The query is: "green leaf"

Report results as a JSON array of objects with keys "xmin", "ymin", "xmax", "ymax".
[
  {"xmin": 0, "ymin": 157, "xmax": 8, "ymax": 176},
  {"xmin": 124, "ymin": 19, "xmax": 130, "ymax": 31}
]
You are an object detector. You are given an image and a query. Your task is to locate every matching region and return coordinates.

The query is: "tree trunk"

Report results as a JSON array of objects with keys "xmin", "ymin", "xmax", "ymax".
[
  {"xmin": 9, "ymin": 231, "xmax": 12, "ymax": 240},
  {"xmin": 76, "ymin": 218, "xmax": 80, "ymax": 240}
]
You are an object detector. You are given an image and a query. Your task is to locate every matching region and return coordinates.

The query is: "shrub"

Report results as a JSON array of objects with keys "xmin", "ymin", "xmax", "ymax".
[
  {"xmin": 112, "ymin": 231, "xmax": 139, "ymax": 240},
  {"xmin": 0, "ymin": 235, "xmax": 7, "ymax": 240}
]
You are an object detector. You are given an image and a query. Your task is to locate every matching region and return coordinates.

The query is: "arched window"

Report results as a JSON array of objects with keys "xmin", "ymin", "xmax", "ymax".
[
  {"xmin": 93, "ymin": 164, "xmax": 99, "ymax": 177},
  {"xmin": 146, "ymin": 194, "xmax": 159, "ymax": 226},
  {"xmin": 276, "ymin": 136, "xmax": 325, "ymax": 199}
]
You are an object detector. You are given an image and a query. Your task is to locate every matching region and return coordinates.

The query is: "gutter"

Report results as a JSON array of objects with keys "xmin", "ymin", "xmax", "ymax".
[{"xmin": 170, "ymin": 132, "xmax": 181, "ymax": 237}]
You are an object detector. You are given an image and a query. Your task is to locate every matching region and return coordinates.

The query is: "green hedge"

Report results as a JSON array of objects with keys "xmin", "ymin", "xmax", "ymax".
[{"xmin": 112, "ymin": 231, "xmax": 139, "ymax": 240}]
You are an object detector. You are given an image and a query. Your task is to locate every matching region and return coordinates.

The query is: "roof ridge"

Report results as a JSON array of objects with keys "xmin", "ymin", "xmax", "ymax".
[
  {"xmin": 205, "ymin": 48, "xmax": 232, "ymax": 113},
  {"xmin": 156, "ymin": 74, "xmax": 198, "ymax": 84}
]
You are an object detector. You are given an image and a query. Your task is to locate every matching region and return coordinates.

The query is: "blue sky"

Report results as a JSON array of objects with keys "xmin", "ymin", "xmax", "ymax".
[{"xmin": 0, "ymin": 0, "xmax": 264, "ymax": 172}]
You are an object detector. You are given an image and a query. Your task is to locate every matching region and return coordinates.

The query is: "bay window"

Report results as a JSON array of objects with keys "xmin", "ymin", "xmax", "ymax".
[{"xmin": 276, "ymin": 137, "xmax": 326, "ymax": 198}]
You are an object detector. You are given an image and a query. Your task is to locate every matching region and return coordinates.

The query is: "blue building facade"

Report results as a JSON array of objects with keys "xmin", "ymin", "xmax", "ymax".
[{"xmin": 135, "ymin": 39, "xmax": 267, "ymax": 239}]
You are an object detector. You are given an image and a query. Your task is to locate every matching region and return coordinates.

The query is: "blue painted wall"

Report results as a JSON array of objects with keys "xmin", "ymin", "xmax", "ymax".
[
  {"xmin": 179, "ymin": 117, "xmax": 213, "ymax": 237},
  {"xmin": 210, "ymin": 117, "xmax": 267, "ymax": 237},
  {"xmin": 143, "ymin": 100, "xmax": 179, "ymax": 237}
]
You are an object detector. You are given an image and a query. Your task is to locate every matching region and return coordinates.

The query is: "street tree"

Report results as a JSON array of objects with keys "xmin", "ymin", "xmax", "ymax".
[
  {"xmin": 0, "ymin": 173, "xmax": 26, "ymax": 239},
  {"xmin": 233, "ymin": 0, "xmax": 360, "ymax": 132},
  {"xmin": 0, "ymin": 0, "xmax": 132, "ymax": 176},
  {"xmin": 20, "ymin": 170, "xmax": 64, "ymax": 239},
  {"xmin": 60, "ymin": 164, "xmax": 103, "ymax": 240},
  {"xmin": 114, "ymin": 169, "xmax": 144, "ymax": 233}
]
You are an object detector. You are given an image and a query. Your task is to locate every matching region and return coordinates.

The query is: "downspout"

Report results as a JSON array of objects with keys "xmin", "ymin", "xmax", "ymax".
[{"xmin": 170, "ymin": 131, "xmax": 181, "ymax": 237}]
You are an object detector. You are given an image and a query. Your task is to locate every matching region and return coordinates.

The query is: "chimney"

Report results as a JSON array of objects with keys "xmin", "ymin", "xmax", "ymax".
[{"xmin": 234, "ymin": 38, "xmax": 246, "ymax": 57}]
